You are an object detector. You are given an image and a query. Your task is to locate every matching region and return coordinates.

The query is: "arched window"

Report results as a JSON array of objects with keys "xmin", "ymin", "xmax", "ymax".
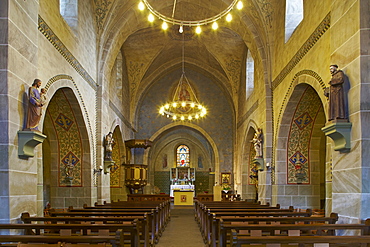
[
  {"xmin": 285, "ymin": 0, "xmax": 303, "ymax": 42},
  {"xmin": 176, "ymin": 145, "xmax": 190, "ymax": 167},
  {"xmin": 59, "ymin": 0, "xmax": 78, "ymax": 33},
  {"xmin": 246, "ymin": 50, "xmax": 254, "ymax": 98}
]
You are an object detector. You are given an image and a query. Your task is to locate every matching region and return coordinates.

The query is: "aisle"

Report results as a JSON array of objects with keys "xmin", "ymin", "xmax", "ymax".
[{"xmin": 156, "ymin": 205, "xmax": 205, "ymax": 247}]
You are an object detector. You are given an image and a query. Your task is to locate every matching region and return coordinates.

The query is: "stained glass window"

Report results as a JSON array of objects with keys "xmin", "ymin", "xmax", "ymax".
[{"xmin": 176, "ymin": 144, "xmax": 190, "ymax": 167}]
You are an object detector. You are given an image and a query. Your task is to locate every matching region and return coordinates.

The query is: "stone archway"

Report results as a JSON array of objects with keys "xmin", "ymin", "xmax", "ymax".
[
  {"xmin": 147, "ymin": 126, "xmax": 216, "ymax": 196},
  {"xmin": 42, "ymin": 87, "xmax": 92, "ymax": 208},
  {"xmin": 273, "ymin": 83, "xmax": 326, "ymax": 209}
]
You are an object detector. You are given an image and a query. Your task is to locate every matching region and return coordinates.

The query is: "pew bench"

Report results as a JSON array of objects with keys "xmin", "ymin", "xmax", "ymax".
[
  {"xmin": 230, "ymin": 233, "xmax": 370, "ymax": 247},
  {"xmin": 220, "ymin": 220, "xmax": 370, "ymax": 247},
  {"xmin": 209, "ymin": 213, "xmax": 339, "ymax": 247},
  {"xmin": 21, "ymin": 213, "xmax": 150, "ymax": 247},
  {"xmin": 46, "ymin": 210, "xmax": 159, "ymax": 245},
  {"xmin": 0, "ymin": 222, "xmax": 139, "ymax": 247}
]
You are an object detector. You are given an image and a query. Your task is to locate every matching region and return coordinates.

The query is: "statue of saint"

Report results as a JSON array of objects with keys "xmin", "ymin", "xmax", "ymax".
[
  {"xmin": 328, "ymin": 65, "xmax": 347, "ymax": 121},
  {"xmin": 25, "ymin": 79, "xmax": 43, "ymax": 131},
  {"xmin": 104, "ymin": 132, "xmax": 115, "ymax": 161},
  {"xmin": 252, "ymin": 128, "xmax": 263, "ymax": 158}
]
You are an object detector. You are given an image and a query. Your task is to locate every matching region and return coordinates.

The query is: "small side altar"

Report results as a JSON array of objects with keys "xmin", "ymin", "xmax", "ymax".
[{"xmin": 173, "ymin": 190, "xmax": 194, "ymax": 205}]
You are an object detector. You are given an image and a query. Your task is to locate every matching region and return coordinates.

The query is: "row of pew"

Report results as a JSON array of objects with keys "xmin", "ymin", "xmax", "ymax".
[
  {"xmin": 194, "ymin": 200, "xmax": 370, "ymax": 247},
  {"xmin": 0, "ymin": 199, "xmax": 171, "ymax": 247}
]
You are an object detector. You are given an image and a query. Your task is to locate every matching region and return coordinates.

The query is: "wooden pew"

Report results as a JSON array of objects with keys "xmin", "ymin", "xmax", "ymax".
[
  {"xmin": 230, "ymin": 233, "xmax": 370, "ymax": 247},
  {"xmin": 196, "ymin": 203, "xmax": 309, "ymax": 247},
  {"xmin": 77, "ymin": 200, "xmax": 171, "ymax": 236},
  {"xmin": 201, "ymin": 211, "xmax": 310, "ymax": 246},
  {"xmin": 85, "ymin": 200, "xmax": 171, "ymax": 233},
  {"xmin": 48, "ymin": 210, "xmax": 157, "ymax": 245},
  {"xmin": 0, "ymin": 235, "xmax": 119, "ymax": 247},
  {"xmin": 214, "ymin": 213, "xmax": 339, "ymax": 247},
  {"xmin": 0, "ymin": 222, "xmax": 139, "ymax": 247},
  {"xmin": 21, "ymin": 213, "xmax": 149, "ymax": 247}
]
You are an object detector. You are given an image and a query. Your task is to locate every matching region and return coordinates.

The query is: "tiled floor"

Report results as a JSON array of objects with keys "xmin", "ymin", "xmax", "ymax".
[{"xmin": 156, "ymin": 205, "xmax": 205, "ymax": 247}]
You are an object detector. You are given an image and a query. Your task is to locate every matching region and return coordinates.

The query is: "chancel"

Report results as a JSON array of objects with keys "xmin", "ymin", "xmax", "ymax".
[{"xmin": 1, "ymin": 0, "xmax": 370, "ymax": 246}]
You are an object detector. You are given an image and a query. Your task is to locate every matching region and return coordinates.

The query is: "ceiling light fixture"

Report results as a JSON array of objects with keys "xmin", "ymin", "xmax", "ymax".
[
  {"xmin": 158, "ymin": 34, "xmax": 207, "ymax": 121},
  {"xmin": 138, "ymin": 0, "xmax": 243, "ymax": 33}
]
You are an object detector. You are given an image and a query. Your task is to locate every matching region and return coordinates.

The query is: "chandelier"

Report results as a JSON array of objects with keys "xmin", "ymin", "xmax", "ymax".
[
  {"xmin": 158, "ymin": 35, "xmax": 207, "ymax": 121},
  {"xmin": 138, "ymin": 0, "xmax": 243, "ymax": 33}
]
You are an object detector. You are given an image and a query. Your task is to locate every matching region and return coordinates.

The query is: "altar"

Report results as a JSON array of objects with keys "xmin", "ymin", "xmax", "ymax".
[
  {"xmin": 173, "ymin": 190, "xmax": 194, "ymax": 205},
  {"xmin": 170, "ymin": 185, "xmax": 195, "ymax": 197}
]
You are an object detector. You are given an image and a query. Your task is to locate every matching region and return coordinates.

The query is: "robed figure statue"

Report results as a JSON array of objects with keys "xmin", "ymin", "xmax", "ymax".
[{"xmin": 328, "ymin": 65, "xmax": 346, "ymax": 121}]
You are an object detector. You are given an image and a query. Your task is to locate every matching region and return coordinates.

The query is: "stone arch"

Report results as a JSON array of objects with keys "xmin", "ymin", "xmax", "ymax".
[
  {"xmin": 273, "ymin": 79, "xmax": 326, "ymax": 209},
  {"xmin": 44, "ymin": 75, "xmax": 96, "ymax": 165},
  {"xmin": 110, "ymin": 125, "xmax": 128, "ymax": 201},
  {"xmin": 147, "ymin": 122, "xmax": 220, "ymax": 182},
  {"xmin": 239, "ymin": 121, "xmax": 260, "ymax": 201},
  {"xmin": 42, "ymin": 86, "xmax": 93, "ymax": 208}
]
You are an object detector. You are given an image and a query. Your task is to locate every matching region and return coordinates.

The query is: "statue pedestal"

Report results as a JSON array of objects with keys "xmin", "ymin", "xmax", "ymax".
[
  {"xmin": 18, "ymin": 131, "xmax": 47, "ymax": 158},
  {"xmin": 321, "ymin": 120, "xmax": 352, "ymax": 152},
  {"xmin": 103, "ymin": 160, "xmax": 115, "ymax": 174},
  {"xmin": 252, "ymin": 158, "xmax": 264, "ymax": 170}
]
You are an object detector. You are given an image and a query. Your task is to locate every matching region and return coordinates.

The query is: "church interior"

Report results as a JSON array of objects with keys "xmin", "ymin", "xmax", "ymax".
[{"xmin": 1, "ymin": 0, "xmax": 370, "ymax": 241}]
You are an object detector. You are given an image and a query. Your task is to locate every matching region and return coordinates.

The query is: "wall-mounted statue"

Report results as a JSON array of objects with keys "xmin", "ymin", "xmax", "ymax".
[
  {"xmin": 328, "ymin": 65, "xmax": 347, "ymax": 121},
  {"xmin": 24, "ymin": 79, "xmax": 44, "ymax": 131},
  {"xmin": 104, "ymin": 132, "xmax": 115, "ymax": 161},
  {"xmin": 251, "ymin": 128, "xmax": 263, "ymax": 158}
]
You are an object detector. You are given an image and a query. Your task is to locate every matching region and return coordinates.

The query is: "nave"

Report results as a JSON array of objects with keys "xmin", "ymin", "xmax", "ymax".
[{"xmin": 155, "ymin": 206, "xmax": 204, "ymax": 247}]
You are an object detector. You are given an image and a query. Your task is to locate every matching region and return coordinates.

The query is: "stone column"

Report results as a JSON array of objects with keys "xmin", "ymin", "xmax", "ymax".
[
  {"xmin": 1, "ymin": 0, "xmax": 41, "ymax": 222},
  {"xmin": 330, "ymin": 0, "xmax": 370, "ymax": 222}
]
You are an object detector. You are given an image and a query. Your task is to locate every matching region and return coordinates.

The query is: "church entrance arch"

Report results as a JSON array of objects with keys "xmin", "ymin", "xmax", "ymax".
[{"xmin": 42, "ymin": 87, "xmax": 92, "ymax": 209}]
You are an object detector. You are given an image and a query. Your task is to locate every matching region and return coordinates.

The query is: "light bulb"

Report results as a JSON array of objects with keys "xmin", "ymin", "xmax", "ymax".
[
  {"xmin": 195, "ymin": 114, "xmax": 199, "ymax": 119},
  {"xmin": 212, "ymin": 22, "xmax": 218, "ymax": 30},
  {"xmin": 179, "ymin": 25, "xmax": 183, "ymax": 33},
  {"xmin": 162, "ymin": 21, "xmax": 168, "ymax": 30},
  {"xmin": 190, "ymin": 103, "xmax": 195, "ymax": 108},
  {"xmin": 181, "ymin": 102, "xmax": 186, "ymax": 107},
  {"xmin": 226, "ymin": 13, "xmax": 232, "ymax": 22},
  {"xmin": 165, "ymin": 104, "xmax": 169, "ymax": 109},
  {"xmin": 237, "ymin": 1, "xmax": 243, "ymax": 10},
  {"xmin": 138, "ymin": 1, "xmax": 145, "ymax": 11},
  {"xmin": 181, "ymin": 116, "xmax": 185, "ymax": 121},
  {"xmin": 195, "ymin": 25, "xmax": 201, "ymax": 34},
  {"xmin": 172, "ymin": 102, "xmax": 177, "ymax": 107},
  {"xmin": 173, "ymin": 115, "xmax": 177, "ymax": 120},
  {"xmin": 198, "ymin": 105, "xmax": 202, "ymax": 109},
  {"xmin": 148, "ymin": 13, "xmax": 154, "ymax": 22},
  {"xmin": 188, "ymin": 116, "xmax": 193, "ymax": 120}
]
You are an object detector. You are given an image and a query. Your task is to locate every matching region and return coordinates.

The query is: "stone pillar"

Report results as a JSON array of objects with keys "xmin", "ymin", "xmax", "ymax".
[
  {"xmin": 1, "ymin": 0, "xmax": 41, "ymax": 222},
  {"xmin": 330, "ymin": 0, "xmax": 370, "ymax": 222}
]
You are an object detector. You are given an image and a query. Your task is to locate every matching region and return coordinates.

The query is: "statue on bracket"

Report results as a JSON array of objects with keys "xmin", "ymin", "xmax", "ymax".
[
  {"xmin": 251, "ymin": 128, "xmax": 263, "ymax": 158},
  {"xmin": 104, "ymin": 132, "xmax": 115, "ymax": 161},
  {"xmin": 24, "ymin": 79, "xmax": 45, "ymax": 131},
  {"xmin": 327, "ymin": 65, "xmax": 348, "ymax": 121}
]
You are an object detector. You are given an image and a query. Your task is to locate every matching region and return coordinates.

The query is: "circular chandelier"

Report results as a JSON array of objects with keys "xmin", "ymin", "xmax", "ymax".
[
  {"xmin": 138, "ymin": 0, "xmax": 243, "ymax": 33},
  {"xmin": 158, "ymin": 34, "xmax": 207, "ymax": 121}
]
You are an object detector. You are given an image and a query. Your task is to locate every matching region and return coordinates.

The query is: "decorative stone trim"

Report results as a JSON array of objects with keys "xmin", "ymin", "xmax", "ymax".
[
  {"xmin": 237, "ymin": 100, "xmax": 259, "ymax": 128},
  {"xmin": 94, "ymin": 0, "xmax": 112, "ymax": 30},
  {"xmin": 109, "ymin": 100, "xmax": 135, "ymax": 131},
  {"xmin": 38, "ymin": 16, "xmax": 98, "ymax": 89},
  {"xmin": 272, "ymin": 12, "xmax": 331, "ymax": 90}
]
